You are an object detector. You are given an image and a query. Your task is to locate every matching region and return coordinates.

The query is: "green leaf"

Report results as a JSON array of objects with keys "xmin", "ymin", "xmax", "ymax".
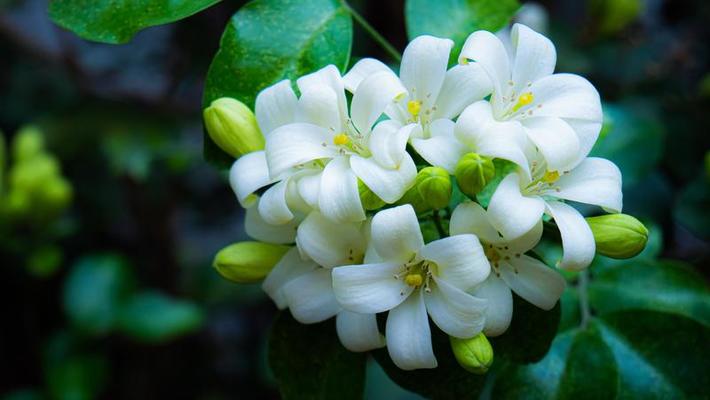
[
  {"xmin": 202, "ymin": 0, "xmax": 353, "ymax": 167},
  {"xmin": 588, "ymin": 259, "xmax": 710, "ymax": 325},
  {"xmin": 116, "ymin": 291, "xmax": 204, "ymax": 343},
  {"xmin": 43, "ymin": 331, "xmax": 109, "ymax": 400},
  {"xmin": 48, "ymin": 0, "xmax": 221, "ymax": 44},
  {"xmin": 372, "ymin": 323, "xmax": 487, "ymax": 400},
  {"xmin": 490, "ymin": 293, "xmax": 561, "ymax": 364},
  {"xmin": 63, "ymin": 254, "xmax": 135, "ymax": 336},
  {"xmin": 674, "ymin": 175, "xmax": 710, "ymax": 239},
  {"xmin": 405, "ymin": 0, "xmax": 520, "ymax": 61},
  {"xmin": 268, "ymin": 312, "xmax": 366, "ymax": 399}
]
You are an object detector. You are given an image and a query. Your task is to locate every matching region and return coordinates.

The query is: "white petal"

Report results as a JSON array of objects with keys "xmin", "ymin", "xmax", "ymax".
[
  {"xmin": 351, "ymin": 71, "xmax": 406, "ymax": 135},
  {"xmin": 475, "ymin": 121, "xmax": 531, "ymax": 177},
  {"xmin": 336, "ymin": 311, "xmax": 385, "ymax": 352},
  {"xmin": 449, "ymin": 202, "xmax": 501, "ymax": 244},
  {"xmin": 332, "ymin": 262, "xmax": 413, "ymax": 314},
  {"xmin": 472, "ymin": 275, "xmax": 513, "ymax": 337},
  {"xmin": 400, "ymin": 35, "xmax": 453, "ymax": 108},
  {"xmin": 343, "ymin": 58, "xmax": 393, "ymax": 92},
  {"xmin": 296, "ymin": 211, "xmax": 365, "ymax": 268},
  {"xmin": 262, "ymin": 247, "xmax": 318, "ymax": 309},
  {"xmin": 555, "ymin": 157, "xmax": 623, "ymax": 212},
  {"xmin": 410, "ymin": 118, "xmax": 467, "ymax": 174},
  {"xmin": 370, "ymin": 204, "xmax": 424, "ymax": 263},
  {"xmin": 510, "ymin": 24, "xmax": 556, "ymax": 93},
  {"xmin": 283, "ymin": 269, "xmax": 340, "ymax": 324},
  {"xmin": 350, "ymin": 154, "xmax": 417, "ymax": 204},
  {"xmin": 245, "ymin": 204, "xmax": 297, "ymax": 244},
  {"xmin": 421, "ymin": 235, "xmax": 490, "ymax": 291},
  {"xmin": 425, "ymin": 277, "xmax": 487, "ymax": 338},
  {"xmin": 521, "ymin": 117, "xmax": 580, "ymax": 172},
  {"xmin": 459, "ymin": 31, "xmax": 510, "ymax": 95},
  {"xmin": 255, "ymin": 80, "xmax": 298, "ymax": 135},
  {"xmin": 296, "ymin": 65, "xmax": 348, "ymax": 126},
  {"xmin": 296, "ymin": 85, "xmax": 341, "ymax": 130},
  {"xmin": 564, "ymin": 118, "xmax": 603, "ymax": 167},
  {"xmin": 386, "ymin": 290, "xmax": 437, "ymax": 370},
  {"xmin": 296, "ymin": 172, "xmax": 321, "ymax": 209},
  {"xmin": 501, "ymin": 256, "xmax": 566, "ymax": 310},
  {"xmin": 506, "ymin": 219, "xmax": 543, "ymax": 254},
  {"xmin": 369, "ymin": 120, "xmax": 408, "ymax": 169},
  {"xmin": 229, "ymin": 151, "xmax": 270, "ymax": 208},
  {"xmin": 265, "ymin": 123, "xmax": 335, "ymax": 179},
  {"xmin": 545, "ymin": 201, "xmax": 595, "ymax": 271},
  {"xmin": 454, "ymin": 100, "xmax": 495, "ymax": 147},
  {"xmin": 258, "ymin": 180, "xmax": 294, "ymax": 225},
  {"xmin": 487, "ymin": 173, "xmax": 545, "ymax": 239},
  {"xmin": 433, "ymin": 64, "xmax": 493, "ymax": 120},
  {"xmin": 318, "ymin": 157, "xmax": 366, "ymax": 222}
]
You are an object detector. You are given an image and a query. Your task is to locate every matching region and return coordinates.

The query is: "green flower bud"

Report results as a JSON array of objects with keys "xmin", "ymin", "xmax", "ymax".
[
  {"xmin": 12, "ymin": 125, "xmax": 45, "ymax": 162},
  {"xmin": 358, "ymin": 179, "xmax": 386, "ymax": 211},
  {"xmin": 586, "ymin": 214, "xmax": 648, "ymax": 259},
  {"xmin": 203, "ymin": 97, "xmax": 265, "ymax": 158},
  {"xmin": 9, "ymin": 154, "xmax": 60, "ymax": 193},
  {"xmin": 450, "ymin": 333, "xmax": 494, "ymax": 374},
  {"xmin": 40, "ymin": 177, "xmax": 73, "ymax": 211},
  {"xmin": 415, "ymin": 167, "xmax": 452, "ymax": 210},
  {"xmin": 213, "ymin": 241, "xmax": 290, "ymax": 283},
  {"xmin": 455, "ymin": 153, "xmax": 495, "ymax": 198}
]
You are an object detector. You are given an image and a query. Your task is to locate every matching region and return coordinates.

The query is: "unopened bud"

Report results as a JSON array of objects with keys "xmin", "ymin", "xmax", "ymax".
[
  {"xmin": 455, "ymin": 153, "xmax": 495, "ymax": 198},
  {"xmin": 450, "ymin": 333, "xmax": 494, "ymax": 374},
  {"xmin": 40, "ymin": 178, "xmax": 73, "ymax": 211},
  {"xmin": 203, "ymin": 98, "xmax": 264, "ymax": 158},
  {"xmin": 415, "ymin": 167, "xmax": 452, "ymax": 210},
  {"xmin": 358, "ymin": 179, "xmax": 385, "ymax": 211},
  {"xmin": 586, "ymin": 214, "xmax": 648, "ymax": 259},
  {"xmin": 12, "ymin": 125, "xmax": 45, "ymax": 162},
  {"xmin": 213, "ymin": 241, "xmax": 289, "ymax": 283},
  {"xmin": 9, "ymin": 154, "xmax": 60, "ymax": 193}
]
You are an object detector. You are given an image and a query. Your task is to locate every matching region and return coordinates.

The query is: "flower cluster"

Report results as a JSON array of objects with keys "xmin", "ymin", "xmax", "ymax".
[{"xmin": 212, "ymin": 24, "xmax": 629, "ymax": 371}]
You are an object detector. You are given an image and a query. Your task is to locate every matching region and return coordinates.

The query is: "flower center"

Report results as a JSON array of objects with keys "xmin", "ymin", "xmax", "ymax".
[
  {"xmin": 333, "ymin": 133, "xmax": 350, "ymax": 146},
  {"xmin": 483, "ymin": 242, "xmax": 521, "ymax": 276},
  {"xmin": 523, "ymin": 160, "xmax": 565, "ymax": 196},
  {"xmin": 407, "ymin": 100, "xmax": 422, "ymax": 119},
  {"xmin": 394, "ymin": 258, "xmax": 437, "ymax": 292},
  {"xmin": 324, "ymin": 121, "xmax": 371, "ymax": 158}
]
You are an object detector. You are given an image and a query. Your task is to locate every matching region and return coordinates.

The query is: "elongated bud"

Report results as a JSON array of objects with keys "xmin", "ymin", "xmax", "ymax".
[
  {"xmin": 203, "ymin": 98, "xmax": 265, "ymax": 158},
  {"xmin": 586, "ymin": 214, "xmax": 648, "ymax": 259},
  {"xmin": 12, "ymin": 125, "xmax": 45, "ymax": 162},
  {"xmin": 358, "ymin": 179, "xmax": 385, "ymax": 211},
  {"xmin": 416, "ymin": 167, "xmax": 452, "ymax": 210},
  {"xmin": 213, "ymin": 241, "xmax": 289, "ymax": 283},
  {"xmin": 455, "ymin": 153, "xmax": 495, "ymax": 198},
  {"xmin": 450, "ymin": 333, "xmax": 494, "ymax": 374}
]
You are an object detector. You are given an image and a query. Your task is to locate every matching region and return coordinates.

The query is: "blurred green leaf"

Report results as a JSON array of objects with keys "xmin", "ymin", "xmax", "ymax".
[
  {"xmin": 405, "ymin": 0, "xmax": 519, "ymax": 61},
  {"xmin": 26, "ymin": 244, "xmax": 63, "ymax": 278},
  {"xmin": 674, "ymin": 175, "xmax": 710, "ymax": 239},
  {"xmin": 476, "ymin": 159, "xmax": 517, "ymax": 208},
  {"xmin": 1, "ymin": 389, "xmax": 43, "ymax": 400},
  {"xmin": 116, "ymin": 291, "xmax": 204, "ymax": 343},
  {"xmin": 63, "ymin": 254, "xmax": 134, "ymax": 336},
  {"xmin": 202, "ymin": 0, "xmax": 353, "ymax": 167},
  {"xmin": 268, "ymin": 312, "xmax": 366, "ymax": 399},
  {"xmin": 48, "ymin": 0, "xmax": 221, "ymax": 44},
  {"xmin": 589, "ymin": 259, "xmax": 710, "ymax": 325},
  {"xmin": 44, "ymin": 331, "xmax": 108, "ymax": 400}
]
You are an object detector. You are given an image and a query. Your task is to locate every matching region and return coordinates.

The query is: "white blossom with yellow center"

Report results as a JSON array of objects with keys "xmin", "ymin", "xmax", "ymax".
[{"xmin": 332, "ymin": 205, "xmax": 490, "ymax": 370}]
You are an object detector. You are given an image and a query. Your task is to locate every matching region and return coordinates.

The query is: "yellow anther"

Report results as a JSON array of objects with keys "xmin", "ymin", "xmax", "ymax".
[
  {"xmin": 512, "ymin": 92, "xmax": 534, "ymax": 112},
  {"xmin": 542, "ymin": 170, "xmax": 560, "ymax": 184},
  {"xmin": 394, "ymin": 92, "xmax": 407, "ymax": 102},
  {"xmin": 333, "ymin": 133, "xmax": 350, "ymax": 146},
  {"xmin": 407, "ymin": 100, "xmax": 422, "ymax": 117},
  {"xmin": 404, "ymin": 273, "xmax": 423, "ymax": 287},
  {"xmin": 484, "ymin": 246, "xmax": 500, "ymax": 264}
]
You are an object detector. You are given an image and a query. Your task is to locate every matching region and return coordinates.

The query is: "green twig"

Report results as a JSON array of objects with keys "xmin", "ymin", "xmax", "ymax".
[
  {"xmin": 432, "ymin": 209, "xmax": 447, "ymax": 239},
  {"xmin": 341, "ymin": 1, "xmax": 402, "ymax": 63}
]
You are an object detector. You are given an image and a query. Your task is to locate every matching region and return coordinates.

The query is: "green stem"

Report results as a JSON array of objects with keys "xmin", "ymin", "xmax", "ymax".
[
  {"xmin": 341, "ymin": 1, "xmax": 402, "ymax": 62},
  {"xmin": 432, "ymin": 209, "xmax": 447, "ymax": 239},
  {"xmin": 578, "ymin": 270, "xmax": 591, "ymax": 329}
]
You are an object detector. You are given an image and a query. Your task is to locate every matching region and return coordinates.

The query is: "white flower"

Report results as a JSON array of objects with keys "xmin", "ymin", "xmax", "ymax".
[
  {"xmin": 487, "ymin": 154, "xmax": 622, "ymax": 270},
  {"xmin": 261, "ymin": 211, "xmax": 385, "ymax": 352},
  {"xmin": 257, "ymin": 65, "xmax": 417, "ymax": 223},
  {"xmin": 332, "ymin": 205, "xmax": 490, "ymax": 370},
  {"xmin": 458, "ymin": 23, "xmax": 602, "ymax": 174},
  {"xmin": 344, "ymin": 36, "xmax": 493, "ymax": 173},
  {"xmin": 450, "ymin": 202, "xmax": 565, "ymax": 336}
]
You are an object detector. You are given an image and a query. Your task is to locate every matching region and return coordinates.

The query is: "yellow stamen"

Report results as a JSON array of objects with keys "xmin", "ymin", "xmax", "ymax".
[
  {"xmin": 404, "ymin": 273, "xmax": 423, "ymax": 287},
  {"xmin": 542, "ymin": 170, "xmax": 560, "ymax": 184},
  {"xmin": 333, "ymin": 133, "xmax": 350, "ymax": 146},
  {"xmin": 512, "ymin": 92, "xmax": 534, "ymax": 112},
  {"xmin": 484, "ymin": 246, "xmax": 500, "ymax": 264},
  {"xmin": 407, "ymin": 100, "xmax": 422, "ymax": 117}
]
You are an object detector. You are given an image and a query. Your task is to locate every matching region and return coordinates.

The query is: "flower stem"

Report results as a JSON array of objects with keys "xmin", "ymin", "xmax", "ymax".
[
  {"xmin": 578, "ymin": 270, "xmax": 592, "ymax": 329},
  {"xmin": 432, "ymin": 209, "xmax": 447, "ymax": 238},
  {"xmin": 341, "ymin": 1, "xmax": 403, "ymax": 63}
]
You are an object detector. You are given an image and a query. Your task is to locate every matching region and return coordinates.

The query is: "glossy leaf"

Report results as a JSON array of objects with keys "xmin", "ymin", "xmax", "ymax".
[
  {"xmin": 268, "ymin": 312, "xmax": 366, "ymax": 400},
  {"xmin": 63, "ymin": 254, "xmax": 135, "ymax": 336},
  {"xmin": 48, "ymin": 0, "xmax": 221, "ymax": 44},
  {"xmin": 116, "ymin": 291, "xmax": 205, "ymax": 343},
  {"xmin": 589, "ymin": 259, "xmax": 710, "ymax": 325},
  {"xmin": 405, "ymin": 0, "xmax": 519, "ymax": 60},
  {"xmin": 202, "ymin": 0, "xmax": 353, "ymax": 166}
]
